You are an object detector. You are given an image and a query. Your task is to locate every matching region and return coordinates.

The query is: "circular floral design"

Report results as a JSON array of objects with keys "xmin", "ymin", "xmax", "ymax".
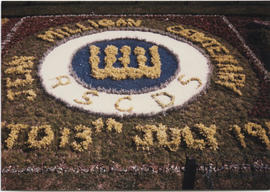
[
  {"xmin": 39, "ymin": 29, "xmax": 210, "ymax": 116},
  {"xmin": 71, "ymin": 38, "xmax": 179, "ymax": 94}
]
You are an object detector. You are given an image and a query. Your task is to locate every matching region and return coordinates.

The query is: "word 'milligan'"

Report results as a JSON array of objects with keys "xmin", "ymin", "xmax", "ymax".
[{"xmin": 37, "ymin": 18, "xmax": 142, "ymax": 43}]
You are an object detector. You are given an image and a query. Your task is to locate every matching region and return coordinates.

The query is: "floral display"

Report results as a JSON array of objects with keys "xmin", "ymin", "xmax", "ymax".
[
  {"xmin": 5, "ymin": 124, "xmax": 28, "ymax": 149},
  {"xmin": 59, "ymin": 128, "xmax": 71, "ymax": 148},
  {"xmin": 89, "ymin": 45, "xmax": 161, "ymax": 80},
  {"xmin": 229, "ymin": 122, "xmax": 270, "ymax": 149},
  {"xmin": 37, "ymin": 28, "xmax": 68, "ymax": 42},
  {"xmin": 3, "ymin": 120, "xmax": 269, "ymax": 152},
  {"xmin": 244, "ymin": 122, "xmax": 270, "ymax": 150},
  {"xmin": 40, "ymin": 29, "xmax": 209, "ymax": 116},
  {"xmin": 3, "ymin": 118, "xmax": 124, "ymax": 150},
  {"xmin": 133, "ymin": 123, "xmax": 219, "ymax": 151},
  {"xmin": 52, "ymin": 75, "xmax": 71, "ymax": 89},
  {"xmin": 4, "ymin": 56, "xmax": 37, "ymax": 101},
  {"xmin": 194, "ymin": 123, "xmax": 218, "ymax": 150},
  {"xmin": 2, "ymin": 14, "xmax": 270, "ymax": 191},
  {"xmin": 167, "ymin": 24, "xmax": 246, "ymax": 96},
  {"xmin": 37, "ymin": 18, "xmax": 142, "ymax": 43},
  {"xmin": 178, "ymin": 75, "xmax": 202, "ymax": 88},
  {"xmin": 151, "ymin": 92, "xmax": 175, "ymax": 108},
  {"xmin": 72, "ymin": 124, "xmax": 92, "ymax": 152},
  {"xmin": 231, "ymin": 125, "xmax": 246, "ymax": 148},
  {"xmin": 6, "ymin": 73, "xmax": 34, "ymax": 88},
  {"xmin": 28, "ymin": 125, "xmax": 54, "ymax": 149},
  {"xmin": 2, "ymin": 15, "xmax": 269, "ymax": 142},
  {"xmin": 73, "ymin": 90, "xmax": 99, "ymax": 105},
  {"xmin": 106, "ymin": 118, "xmax": 123, "ymax": 133},
  {"xmin": 215, "ymin": 66, "xmax": 245, "ymax": 96},
  {"xmin": 98, "ymin": 19, "xmax": 116, "ymax": 27},
  {"xmin": 181, "ymin": 126, "xmax": 205, "ymax": 150},
  {"xmin": 72, "ymin": 37, "xmax": 179, "ymax": 95},
  {"xmin": 133, "ymin": 124, "xmax": 158, "ymax": 151},
  {"xmin": 7, "ymin": 89, "xmax": 36, "ymax": 101},
  {"xmin": 114, "ymin": 96, "xmax": 133, "ymax": 113},
  {"xmin": 92, "ymin": 118, "xmax": 104, "ymax": 133}
]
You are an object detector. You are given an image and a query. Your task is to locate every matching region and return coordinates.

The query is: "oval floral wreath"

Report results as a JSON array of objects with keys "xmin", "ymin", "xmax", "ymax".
[{"xmin": 39, "ymin": 28, "xmax": 211, "ymax": 116}]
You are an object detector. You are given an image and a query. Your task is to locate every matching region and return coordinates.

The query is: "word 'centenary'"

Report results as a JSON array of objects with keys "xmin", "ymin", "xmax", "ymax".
[{"xmin": 167, "ymin": 24, "xmax": 246, "ymax": 96}]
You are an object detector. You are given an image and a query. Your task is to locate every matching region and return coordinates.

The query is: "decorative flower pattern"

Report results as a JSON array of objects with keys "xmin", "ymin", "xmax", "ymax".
[
  {"xmin": 92, "ymin": 118, "xmax": 104, "ymax": 133},
  {"xmin": 151, "ymin": 92, "xmax": 175, "ymax": 108},
  {"xmin": 59, "ymin": 128, "xmax": 71, "ymax": 148},
  {"xmin": 89, "ymin": 45, "xmax": 161, "ymax": 80},
  {"xmin": 2, "ymin": 15, "xmax": 269, "ymax": 157},
  {"xmin": 37, "ymin": 18, "xmax": 142, "ymax": 43},
  {"xmin": 106, "ymin": 118, "xmax": 123, "ymax": 133},
  {"xmin": 5, "ymin": 124, "xmax": 28, "ymax": 149},
  {"xmin": 28, "ymin": 125, "xmax": 54, "ymax": 149},
  {"xmin": 167, "ymin": 24, "xmax": 246, "ymax": 96},
  {"xmin": 133, "ymin": 123, "xmax": 218, "ymax": 151},
  {"xmin": 114, "ymin": 96, "xmax": 133, "ymax": 113},
  {"xmin": 244, "ymin": 122, "xmax": 270, "ymax": 150},
  {"xmin": 231, "ymin": 125, "xmax": 246, "ymax": 148},
  {"xmin": 181, "ymin": 126, "xmax": 205, "ymax": 150},
  {"xmin": 178, "ymin": 75, "xmax": 202, "ymax": 89},
  {"xmin": 72, "ymin": 125, "xmax": 92, "ymax": 152},
  {"xmin": 4, "ymin": 56, "xmax": 37, "ymax": 101}
]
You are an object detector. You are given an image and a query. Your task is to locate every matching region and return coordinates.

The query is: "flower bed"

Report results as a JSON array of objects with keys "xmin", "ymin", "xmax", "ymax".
[
  {"xmin": 1, "ymin": 15, "xmax": 270, "ymax": 190},
  {"xmin": 226, "ymin": 16, "xmax": 270, "ymax": 118}
]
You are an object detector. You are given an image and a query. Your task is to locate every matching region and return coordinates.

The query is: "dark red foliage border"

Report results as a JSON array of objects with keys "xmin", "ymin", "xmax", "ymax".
[
  {"xmin": 228, "ymin": 16, "xmax": 270, "ymax": 118},
  {"xmin": 1, "ymin": 18, "xmax": 21, "ymax": 44}
]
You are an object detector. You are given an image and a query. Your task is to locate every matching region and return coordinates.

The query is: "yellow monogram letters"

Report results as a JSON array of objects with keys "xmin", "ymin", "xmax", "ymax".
[{"xmin": 89, "ymin": 45, "xmax": 161, "ymax": 80}]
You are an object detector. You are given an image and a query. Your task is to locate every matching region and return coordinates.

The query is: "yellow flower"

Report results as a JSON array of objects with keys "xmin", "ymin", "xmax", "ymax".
[
  {"xmin": 178, "ymin": 75, "xmax": 202, "ymax": 89},
  {"xmin": 133, "ymin": 124, "xmax": 155, "ymax": 151},
  {"xmin": 28, "ymin": 125, "xmax": 54, "ymax": 149},
  {"xmin": 7, "ymin": 89, "xmax": 36, "ymax": 101},
  {"xmin": 181, "ymin": 126, "xmax": 205, "ymax": 150},
  {"xmin": 106, "ymin": 118, "xmax": 123, "ymax": 133},
  {"xmin": 5, "ymin": 124, "xmax": 28, "ymax": 149},
  {"xmin": 244, "ymin": 122, "xmax": 270, "ymax": 150},
  {"xmin": 92, "ymin": 118, "xmax": 104, "ymax": 133},
  {"xmin": 231, "ymin": 125, "xmax": 246, "ymax": 148},
  {"xmin": 98, "ymin": 19, "xmax": 115, "ymax": 27},
  {"xmin": 89, "ymin": 45, "xmax": 161, "ymax": 80},
  {"xmin": 59, "ymin": 128, "xmax": 70, "ymax": 148},
  {"xmin": 151, "ymin": 92, "xmax": 175, "ymax": 108},
  {"xmin": 72, "ymin": 125, "xmax": 92, "ymax": 152},
  {"xmin": 195, "ymin": 123, "xmax": 218, "ymax": 150},
  {"xmin": 114, "ymin": 96, "xmax": 133, "ymax": 113},
  {"xmin": 133, "ymin": 123, "xmax": 181, "ymax": 151},
  {"xmin": 167, "ymin": 24, "xmax": 245, "ymax": 96}
]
